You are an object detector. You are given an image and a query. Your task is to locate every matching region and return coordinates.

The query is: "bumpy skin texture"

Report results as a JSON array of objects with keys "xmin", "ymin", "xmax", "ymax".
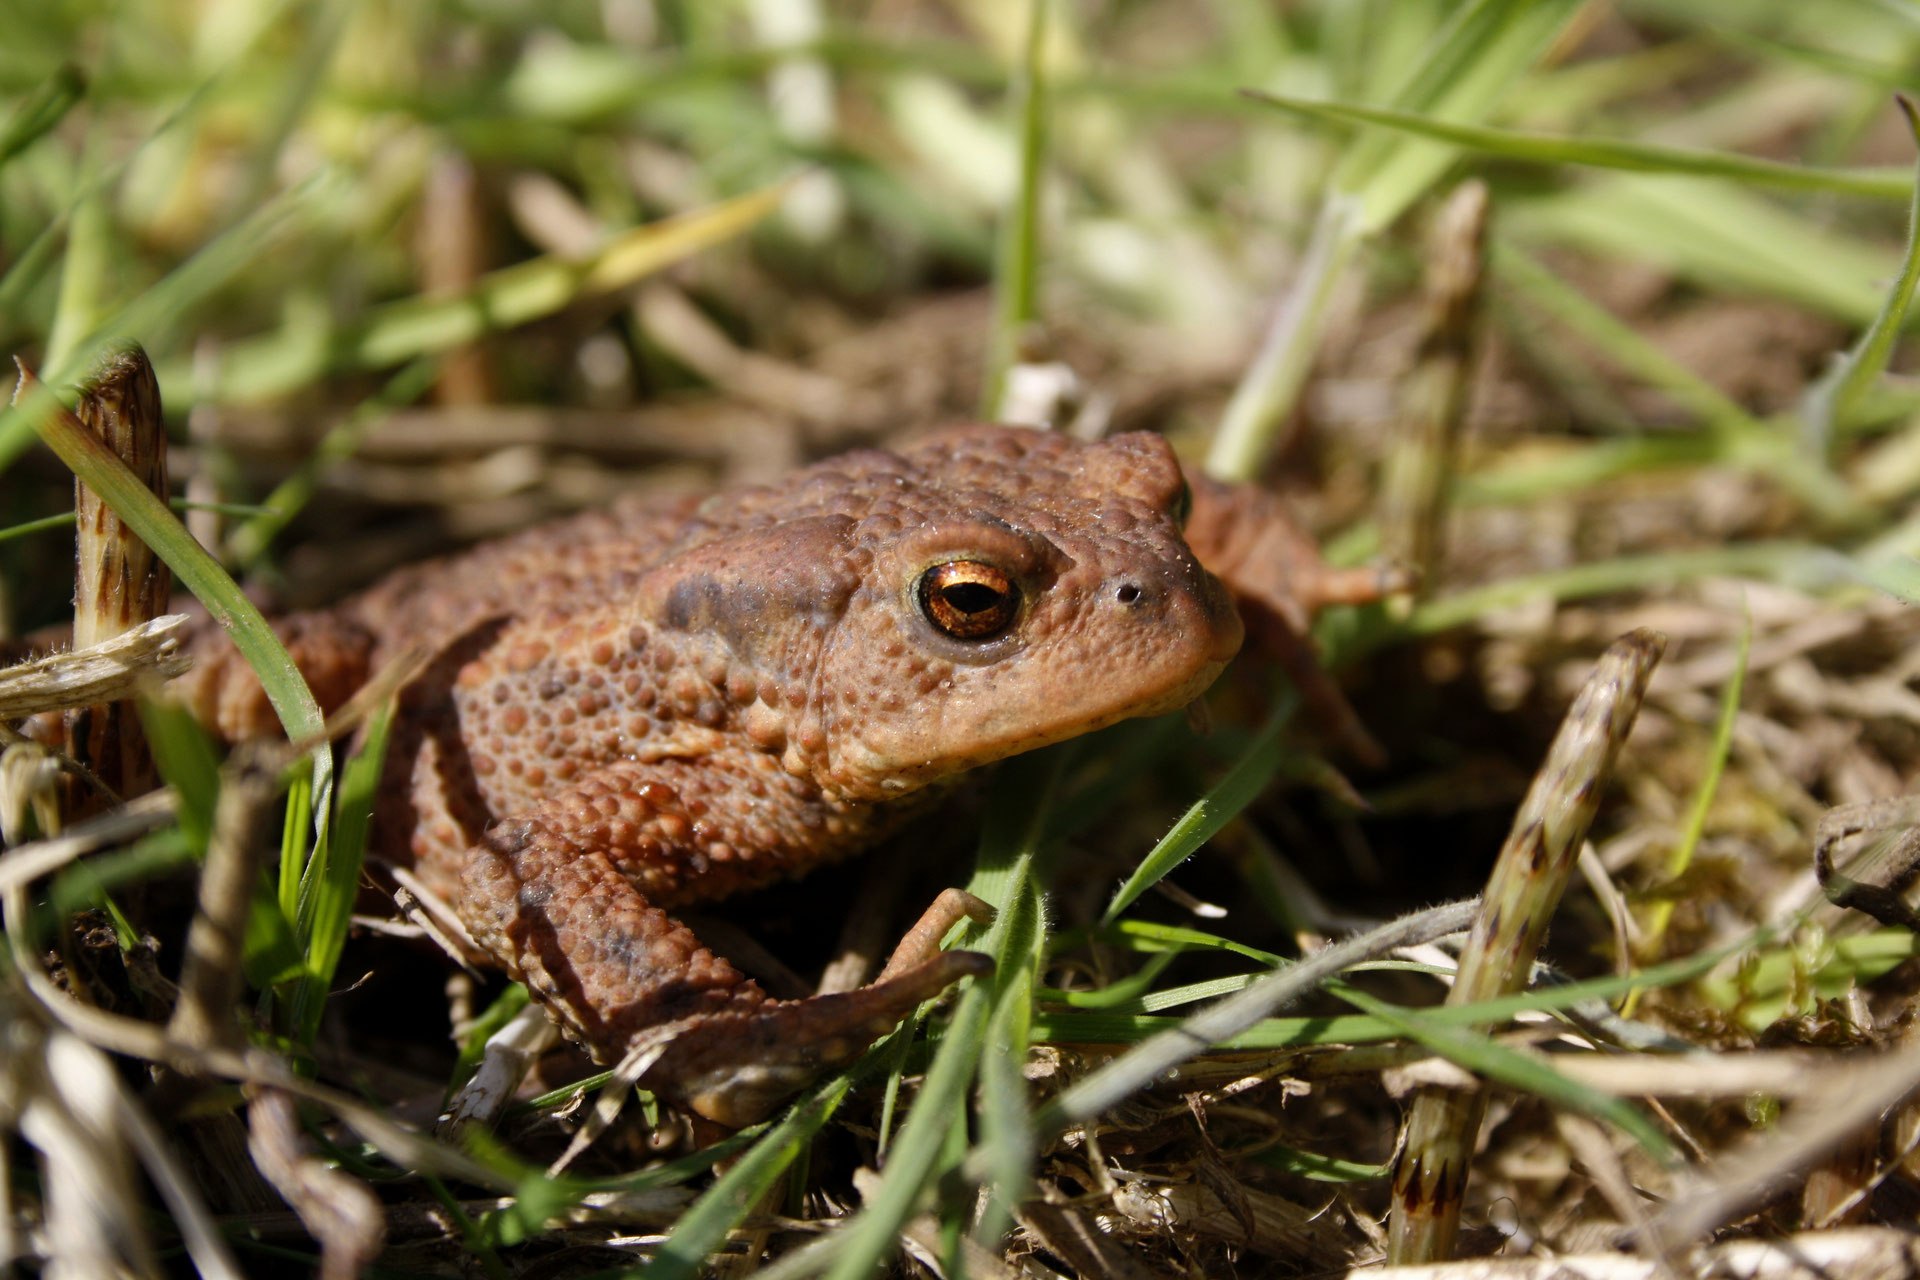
[{"xmin": 174, "ymin": 425, "xmax": 1385, "ymax": 1124}]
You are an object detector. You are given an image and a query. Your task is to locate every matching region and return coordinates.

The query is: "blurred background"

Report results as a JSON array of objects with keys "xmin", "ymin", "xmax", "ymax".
[{"xmin": 2, "ymin": 1, "xmax": 1908, "ymax": 622}]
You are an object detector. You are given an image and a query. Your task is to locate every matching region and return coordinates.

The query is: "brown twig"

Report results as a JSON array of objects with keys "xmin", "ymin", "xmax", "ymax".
[
  {"xmin": 1389, "ymin": 630, "xmax": 1666, "ymax": 1265},
  {"xmin": 66, "ymin": 344, "xmax": 170, "ymax": 814}
]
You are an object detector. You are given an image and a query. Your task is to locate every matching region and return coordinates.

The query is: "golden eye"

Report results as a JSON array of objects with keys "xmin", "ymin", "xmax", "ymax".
[{"xmin": 918, "ymin": 561, "xmax": 1019, "ymax": 640}]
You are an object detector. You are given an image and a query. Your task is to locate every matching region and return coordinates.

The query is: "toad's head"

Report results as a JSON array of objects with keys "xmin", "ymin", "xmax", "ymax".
[{"xmin": 644, "ymin": 426, "xmax": 1243, "ymax": 803}]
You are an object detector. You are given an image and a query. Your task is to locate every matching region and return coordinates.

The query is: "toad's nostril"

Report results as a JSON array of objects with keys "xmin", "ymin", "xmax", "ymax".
[{"xmin": 1115, "ymin": 583, "xmax": 1143, "ymax": 605}]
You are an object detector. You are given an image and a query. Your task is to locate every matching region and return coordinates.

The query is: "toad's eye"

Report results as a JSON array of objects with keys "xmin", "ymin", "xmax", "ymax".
[
  {"xmin": 918, "ymin": 561, "xmax": 1020, "ymax": 640},
  {"xmin": 1172, "ymin": 478, "xmax": 1193, "ymax": 528}
]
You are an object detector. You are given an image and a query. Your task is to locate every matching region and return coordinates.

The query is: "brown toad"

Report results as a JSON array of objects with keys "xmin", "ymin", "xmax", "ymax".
[{"xmin": 177, "ymin": 425, "xmax": 1393, "ymax": 1125}]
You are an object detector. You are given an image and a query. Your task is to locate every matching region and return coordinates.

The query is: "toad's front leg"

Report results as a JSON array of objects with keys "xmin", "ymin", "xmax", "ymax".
[
  {"xmin": 1184, "ymin": 474, "xmax": 1410, "ymax": 762},
  {"xmin": 454, "ymin": 756, "xmax": 991, "ymax": 1126}
]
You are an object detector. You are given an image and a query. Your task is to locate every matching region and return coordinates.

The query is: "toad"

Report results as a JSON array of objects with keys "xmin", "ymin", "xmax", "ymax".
[{"xmin": 174, "ymin": 425, "xmax": 1395, "ymax": 1125}]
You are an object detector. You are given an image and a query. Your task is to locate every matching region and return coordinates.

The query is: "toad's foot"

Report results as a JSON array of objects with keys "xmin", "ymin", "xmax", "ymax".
[
  {"xmin": 643, "ymin": 887, "xmax": 994, "ymax": 1126},
  {"xmin": 458, "ymin": 781, "xmax": 993, "ymax": 1126},
  {"xmin": 644, "ymin": 947, "xmax": 992, "ymax": 1126}
]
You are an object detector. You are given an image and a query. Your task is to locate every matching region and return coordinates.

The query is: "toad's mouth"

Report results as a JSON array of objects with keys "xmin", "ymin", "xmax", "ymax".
[{"xmin": 839, "ymin": 651, "xmax": 1235, "ymax": 799}]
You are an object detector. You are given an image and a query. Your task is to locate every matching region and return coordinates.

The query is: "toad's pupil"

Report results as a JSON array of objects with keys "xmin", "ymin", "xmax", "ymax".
[
  {"xmin": 919, "ymin": 561, "xmax": 1019, "ymax": 639},
  {"xmin": 941, "ymin": 583, "xmax": 1003, "ymax": 614}
]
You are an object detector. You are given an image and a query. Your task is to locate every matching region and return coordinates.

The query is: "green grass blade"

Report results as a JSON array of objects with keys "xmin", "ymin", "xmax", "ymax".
[
  {"xmin": 1489, "ymin": 243, "xmax": 1858, "ymax": 520},
  {"xmin": 981, "ymin": 0, "xmax": 1049, "ymax": 419},
  {"xmin": 136, "ymin": 698, "xmax": 223, "ymax": 853},
  {"xmin": 1510, "ymin": 175, "xmax": 1896, "ymax": 324},
  {"xmin": 1095, "ymin": 917, "xmax": 1287, "ymax": 965},
  {"xmin": 227, "ymin": 0, "xmax": 350, "ymax": 216},
  {"xmin": 289, "ymin": 695, "xmax": 397, "ymax": 1046},
  {"xmin": 1638, "ymin": 615, "xmax": 1750, "ymax": 959},
  {"xmin": 1208, "ymin": 0, "xmax": 1583, "ymax": 480},
  {"xmin": 1247, "ymin": 90, "xmax": 1910, "ymax": 199},
  {"xmin": 637, "ymin": 1082, "xmax": 849, "ymax": 1280},
  {"xmin": 277, "ymin": 773, "xmax": 314, "ymax": 924},
  {"xmin": 1663, "ymin": 618, "xmax": 1749, "ymax": 887},
  {"xmin": 449, "ymin": 985, "xmax": 532, "ymax": 1094},
  {"xmin": 226, "ymin": 357, "xmax": 441, "ymax": 568},
  {"xmin": 1046, "ymin": 970, "xmax": 1261, "ymax": 1015},
  {"xmin": 0, "ymin": 512, "xmax": 81, "ymax": 544},
  {"xmin": 1330, "ymin": 0, "xmax": 1584, "ymax": 235},
  {"xmin": 1697, "ymin": 930, "xmax": 1920, "ymax": 1024},
  {"xmin": 0, "ymin": 63, "xmax": 85, "ymax": 172},
  {"xmin": 1402, "ymin": 542, "xmax": 1860, "ymax": 637},
  {"xmin": 646, "ymin": 755, "xmax": 1055, "ymax": 1277},
  {"xmin": 1492, "ymin": 243, "xmax": 1753, "ymax": 429},
  {"xmin": 0, "ymin": 2, "xmax": 306, "ymax": 339},
  {"xmin": 168, "ymin": 180, "xmax": 796, "ymax": 405},
  {"xmin": 47, "ymin": 828, "xmax": 197, "ymax": 922},
  {"xmin": 0, "ymin": 173, "xmax": 332, "ymax": 471},
  {"xmin": 1036, "ymin": 921, "xmax": 1784, "ymax": 1063},
  {"xmin": 1711, "ymin": 23, "xmax": 1920, "ymax": 90},
  {"xmin": 1101, "ymin": 700, "xmax": 1294, "ymax": 925},
  {"xmin": 1335, "ymin": 986, "xmax": 1678, "ymax": 1162},
  {"xmin": 244, "ymin": 869, "xmax": 309, "ymax": 989},
  {"xmin": 820, "ymin": 946, "xmax": 996, "ymax": 1280},
  {"xmin": 1205, "ymin": 196, "xmax": 1364, "ymax": 481},
  {"xmin": 1036, "ymin": 948, "xmax": 1181, "ymax": 1008},
  {"xmin": 971, "ymin": 873, "xmax": 1041, "ymax": 1252},
  {"xmin": 1804, "ymin": 97, "xmax": 1920, "ymax": 450},
  {"xmin": 823, "ymin": 754, "xmax": 1056, "ymax": 1280},
  {"xmin": 44, "ymin": 182, "xmax": 114, "ymax": 390},
  {"xmin": 1243, "ymin": 1145, "xmax": 1390, "ymax": 1182}
]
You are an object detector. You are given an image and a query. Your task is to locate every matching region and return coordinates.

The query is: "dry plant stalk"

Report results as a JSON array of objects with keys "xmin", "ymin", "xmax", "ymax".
[
  {"xmin": 1361, "ymin": 1227, "xmax": 1920, "ymax": 1278},
  {"xmin": 419, "ymin": 149, "xmax": 494, "ymax": 406},
  {"xmin": 66, "ymin": 344, "xmax": 170, "ymax": 812},
  {"xmin": 1646, "ymin": 1031, "xmax": 1920, "ymax": 1253},
  {"xmin": 0, "ymin": 616, "xmax": 189, "ymax": 720},
  {"xmin": 1389, "ymin": 629, "xmax": 1667, "ymax": 1264},
  {"xmin": 1380, "ymin": 180, "xmax": 1488, "ymax": 591},
  {"xmin": 246, "ymin": 1088, "xmax": 384, "ymax": 1280},
  {"xmin": 165, "ymin": 749, "xmax": 278, "ymax": 1053}
]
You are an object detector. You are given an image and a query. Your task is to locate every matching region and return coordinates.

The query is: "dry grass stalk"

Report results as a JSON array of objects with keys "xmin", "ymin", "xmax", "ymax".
[
  {"xmin": 66, "ymin": 344, "xmax": 169, "ymax": 812},
  {"xmin": 1354, "ymin": 1227, "xmax": 1920, "ymax": 1279},
  {"xmin": 0, "ymin": 744, "xmax": 62, "ymax": 847},
  {"xmin": 245, "ymin": 1088, "xmax": 384, "ymax": 1280},
  {"xmin": 163, "ymin": 749, "xmax": 278, "ymax": 1053},
  {"xmin": 0, "ymin": 617, "xmax": 190, "ymax": 720},
  {"xmin": 1108, "ymin": 1172, "xmax": 1349, "ymax": 1259},
  {"xmin": 3, "ymin": 1011, "xmax": 248, "ymax": 1280},
  {"xmin": 419, "ymin": 150, "xmax": 494, "ymax": 406},
  {"xmin": 2, "ymin": 832, "xmax": 509, "ymax": 1193},
  {"xmin": 1381, "ymin": 180, "xmax": 1489, "ymax": 592},
  {"xmin": 1645, "ymin": 1031, "xmax": 1920, "ymax": 1254},
  {"xmin": 0, "ymin": 805, "xmax": 245, "ymax": 1278},
  {"xmin": 1390, "ymin": 629, "xmax": 1667, "ymax": 1264},
  {"xmin": 1015, "ymin": 1200, "xmax": 1164, "ymax": 1280},
  {"xmin": 1042, "ymin": 899, "xmax": 1482, "ymax": 1134},
  {"xmin": 436, "ymin": 1001, "xmax": 557, "ymax": 1141}
]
